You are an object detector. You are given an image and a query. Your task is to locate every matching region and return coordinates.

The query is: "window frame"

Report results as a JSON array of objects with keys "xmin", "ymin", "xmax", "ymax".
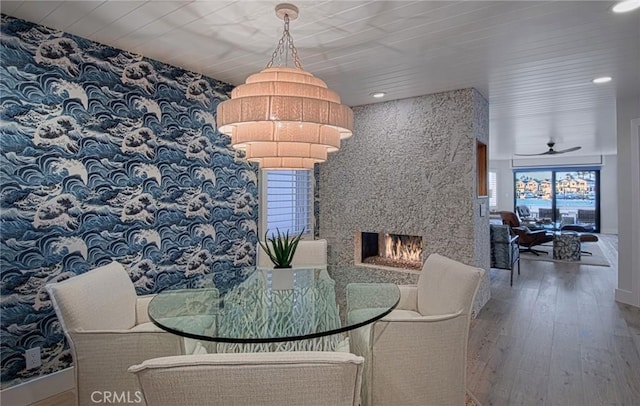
[
  {"xmin": 512, "ymin": 167, "xmax": 600, "ymax": 232},
  {"xmin": 259, "ymin": 169, "xmax": 315, "ymax": 240}
]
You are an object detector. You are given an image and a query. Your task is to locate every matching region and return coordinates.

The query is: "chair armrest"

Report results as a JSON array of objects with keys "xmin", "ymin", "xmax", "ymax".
[
  {"xmin": 136, "ymin": 295, "xmax": 155, "ymax": 324},
  {"xmin": 350, "ymin": 310, "xmax": 464, "ymax": 357},
  {"xmin": 368, "ymin": 312, "xmax": 468, "ymax": 360},
  {"xmin": 397, "ymin": 285, "xmax": 418, "ymax": 311},
  {"xmin": 381, "ymin": 309, "xmax": 463, "ymax": 323},
  {"xmin": 525, "ymin": 228, "xmax": 551, "ymax": 236},
  {"xmin": 69, "ymin": 330, "xmax": 185, "ymax": 404},
  {"xmin": 346, "ymin": 283, "xmax": 399, "ymax": 313},
  {"xmin": 509, "ymin": 235, "xmax": 519, "ymax": 244},
  {"xmin": 350, "ymin": 310, "xmax": 469, "ymax": 406}
]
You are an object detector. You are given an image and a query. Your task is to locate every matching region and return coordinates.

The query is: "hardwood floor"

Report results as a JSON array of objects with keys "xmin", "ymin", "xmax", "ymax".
[
  {"xmin": 31, "ymin": 235, "xmax": 640, "ymax": 406},
  {"xmin": 31, "ymin": 391, "xmax": 74, "ymax": 406},
  {"xmin": 467, "ymin": 234, "xmax": 640, "ymax": 406}
]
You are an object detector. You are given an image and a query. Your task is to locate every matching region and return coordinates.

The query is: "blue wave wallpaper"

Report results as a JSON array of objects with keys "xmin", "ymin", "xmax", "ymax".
[{"xmin": 0, "ymin": 15, "xmax": 258, "ymax": 388}]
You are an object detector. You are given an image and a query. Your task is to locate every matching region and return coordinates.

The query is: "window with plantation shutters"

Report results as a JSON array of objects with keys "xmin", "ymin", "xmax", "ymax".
[
  {"xmin": 489, "ymin": 171, "xmax": 497, "ymax": 208},
  {"xmin": 263, "ymin": 170, "xmax": 313, "ymax": 237}
]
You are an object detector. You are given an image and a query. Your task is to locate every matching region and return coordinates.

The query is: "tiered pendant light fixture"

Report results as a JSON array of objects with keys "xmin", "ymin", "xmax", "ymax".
[{"xmin": 216, "ymin": 3, "xmax": 353, "ymax": 170}]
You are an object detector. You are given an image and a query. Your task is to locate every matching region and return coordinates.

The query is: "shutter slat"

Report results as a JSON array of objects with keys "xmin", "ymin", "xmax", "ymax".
[
  {"xmin": 264, "ymin": 170, "xmax": 313, "ymax": 236},
  {"xmin": 489, "ymin": 171, "xmax": 497, "ymax": 207}
]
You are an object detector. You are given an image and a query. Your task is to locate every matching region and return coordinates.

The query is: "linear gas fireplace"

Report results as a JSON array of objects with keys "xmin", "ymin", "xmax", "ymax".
[{"xmin": 356, "ymin": 232, "xmax": 423, "ymax": 270}]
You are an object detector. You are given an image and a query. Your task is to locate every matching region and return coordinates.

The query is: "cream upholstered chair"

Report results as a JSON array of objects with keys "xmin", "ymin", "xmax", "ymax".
[
  {"xmin": 257, "ymin": 238, "xmax": 328, "ymax": 269},
  {"xmin": 46, "ymin": 261, "xmax": 185, "ymax": 406},
  {"xmin": 129, "ymin": 351, "xmax": 364, "ymax": 406},
  {"xmin": 348, "ymin": 253, "xmax": 485, "ymax": 406}
]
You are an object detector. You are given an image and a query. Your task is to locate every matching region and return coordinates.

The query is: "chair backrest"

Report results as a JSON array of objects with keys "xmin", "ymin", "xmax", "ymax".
[
  {"xmin": 416, "ymin": 254, "xmax": 485, "ymax": 317},
  {"xmin": 257, "ymin": 239, "xmax": 328, "ymax": 269},
  {"xmin": 538, "ymin": 208, "xmax": 560, "ymax": 220},
  {"xmin": 500, "ymin": 211, "xmax": 520, "ymax": 228},
  {"xmin": 490, "ymin": 225, "xmax": 517, "ymax": 270},
  {"xmin": 516, "ymin": 205, "xmax": 531, "ymax": 219},
  {"xmin": 490, "ymin": 224, "xmax": 512, "ymax": 243},
  {"xmin": 129, "ymin": 352, "xmax": 364, "ymax": 406},
  {"xmin": 577, "ymin": 209, "xmax": 596, "ymax": 223},
  {"xmin": 46, "ymin": 261, "xmax": 137, "ymax": 331}
]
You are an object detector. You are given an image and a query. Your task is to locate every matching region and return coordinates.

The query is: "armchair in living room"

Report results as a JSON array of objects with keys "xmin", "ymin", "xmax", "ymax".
[
  {"xmin": 515, "ymin": 205, "xmax": 535, "ymax": 222},
  {"xmin": 490, "ymin": 224, "xmax": 520, "ymax": 285},
  {"xmin": 499, "ymin": 211, "xmax": 554, "ymax": 256}
]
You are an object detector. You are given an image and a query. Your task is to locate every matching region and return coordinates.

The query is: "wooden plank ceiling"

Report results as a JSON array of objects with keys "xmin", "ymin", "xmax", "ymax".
[{"xmin": 3, "ymin": 1, "xmax": 639, "ymax": 159}]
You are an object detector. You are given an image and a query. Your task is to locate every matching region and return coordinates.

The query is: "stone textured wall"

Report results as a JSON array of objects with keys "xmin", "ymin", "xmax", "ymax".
[
  {"xmin": 472, "ymin": 90, "xmax": 491, "ymax": 310},
  {"xmin": 319, "ymin": 88, "xmax": 490, "ymax": 314}
]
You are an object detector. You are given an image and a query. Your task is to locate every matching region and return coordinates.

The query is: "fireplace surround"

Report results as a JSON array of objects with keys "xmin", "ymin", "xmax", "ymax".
[{"xmin": 319, "ymin": 88, "xmax": 491, "ymax": 316}]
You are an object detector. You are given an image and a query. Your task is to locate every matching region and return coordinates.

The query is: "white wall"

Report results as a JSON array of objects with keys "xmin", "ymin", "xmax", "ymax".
[
  {"xmin": 616, "ymin": 96, "xmax": 640, "ymax": 308},
  {"xmin": 489, "ymin": 155, "xmax": 618, "ymax": 234},
  {"xmin": 489, "ymin": 159, "xmax": 514, "ymax": 212},
  {"xmin": 600, "ymin": 154, "xmax": 618, "ymax": 234}
]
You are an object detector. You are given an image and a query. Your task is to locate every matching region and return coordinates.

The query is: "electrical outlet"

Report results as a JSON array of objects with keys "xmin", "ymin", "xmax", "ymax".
[{"xmin": 25, "ymin": 347, "xmax": 41, "ymax": 370}]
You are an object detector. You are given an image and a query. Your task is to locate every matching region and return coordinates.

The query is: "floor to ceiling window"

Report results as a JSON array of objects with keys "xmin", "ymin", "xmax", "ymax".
[{"xmin": 514, "ymin": 168, "xmax": 600, "ymax": 232}]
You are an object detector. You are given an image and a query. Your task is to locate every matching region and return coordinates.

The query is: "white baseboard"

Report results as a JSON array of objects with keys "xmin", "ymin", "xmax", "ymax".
[
  {"xmin": 615, "ymin": 288, "xmax": 640, "ymax": 308},
  {"xmin": 0, "ymin": 367, "xmax": 74, "ymax": 406}
]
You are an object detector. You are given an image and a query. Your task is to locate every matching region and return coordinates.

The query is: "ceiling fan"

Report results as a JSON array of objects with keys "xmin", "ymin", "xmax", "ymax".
[{"xmin": 514, "ymin": 141, "xmax": 581, "ymax": 156}]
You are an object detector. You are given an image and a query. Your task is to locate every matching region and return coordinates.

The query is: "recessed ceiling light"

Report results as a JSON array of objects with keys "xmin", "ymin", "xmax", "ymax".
[
  {"xmin": 613, "ymin": 0, "xmax": 640, "ymax": 13},
  {"xmin": 371, "ymin": 92, "xmax": 386, "ymax": 98},
  {"xmin": 592, "ymin": 76, "xmax": 613, "ymax": 84}
]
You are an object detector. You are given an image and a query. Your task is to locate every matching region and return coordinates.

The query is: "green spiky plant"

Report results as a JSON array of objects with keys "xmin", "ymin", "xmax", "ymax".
[{"xmin": 259, "ymin": 228, "xmax": 305, "ymax": 268}]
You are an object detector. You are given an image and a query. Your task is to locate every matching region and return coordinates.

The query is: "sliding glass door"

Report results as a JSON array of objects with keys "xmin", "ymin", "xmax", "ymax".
[
  {"xmin": 555, "ymin": 170, "xmax": 598, "ymax": 229},
  {"xmin": 514, "ymin": 168, "xmax": 599, "ymax": 232},
  {"xmin": 515, "ymin": 170, "xmax": 552, "ymax": 219}
]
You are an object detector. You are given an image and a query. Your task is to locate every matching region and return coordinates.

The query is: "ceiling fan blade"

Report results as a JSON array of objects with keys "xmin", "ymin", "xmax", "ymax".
[
  {"xmin": 515, "ymin": 145, "xmax": 581, "ymax": 156},
  {"xmin": 513, "ymin": 151, "xmax": 549, "ymax": 156},
  {"xmin": 552, "ymin": 146, "xmax": 581, "ymax": 154}
]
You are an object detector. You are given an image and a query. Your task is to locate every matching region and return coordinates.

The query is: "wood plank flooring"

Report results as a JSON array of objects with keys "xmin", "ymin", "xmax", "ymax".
[
  {"xmin": 31, "ymin": 235, "xmax": 640, "ymax": 406},
  {"xmin": 30, "ymin": 391, "xmax": 74, "ymax": 406},
  {"xmin": 467, "ymin": 234, "xmax": 640, "ymax": 406}
]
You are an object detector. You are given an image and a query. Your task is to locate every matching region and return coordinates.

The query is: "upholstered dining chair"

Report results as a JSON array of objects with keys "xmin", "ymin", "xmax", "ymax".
[
  {"xmin": 347, "ymin": 253, "xmax": 484, "ymax": 406},
  {"xmin": 129, "ymin": 351, "xmax": 364, "ymax": 406},
  {"xmin": 46, "ymin": 261, "xmax": 185, "ymax": 406},
  {"xmin": 257, "ymin": 238, "xmax": 328, "ymax": 269}
]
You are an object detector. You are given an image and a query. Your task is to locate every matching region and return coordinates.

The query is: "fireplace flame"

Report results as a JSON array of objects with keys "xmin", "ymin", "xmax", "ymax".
[{"xmin": 383, "ymin": 234, "xmax": 422, "ymax": 263}]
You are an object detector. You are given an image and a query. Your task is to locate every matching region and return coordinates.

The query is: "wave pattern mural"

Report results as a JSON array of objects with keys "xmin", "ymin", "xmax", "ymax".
[{"xmin": 0, "ymin": 15, "xmax": 258, "ymax": 387}]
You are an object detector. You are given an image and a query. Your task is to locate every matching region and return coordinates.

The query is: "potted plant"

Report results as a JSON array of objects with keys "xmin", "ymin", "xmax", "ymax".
[{"xmin": 259, "ymin": 228, "xmax": 304, "ymax": 268}]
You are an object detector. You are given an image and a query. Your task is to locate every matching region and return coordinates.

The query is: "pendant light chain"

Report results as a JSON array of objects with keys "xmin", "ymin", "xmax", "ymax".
[{"xmin": 266, "ymin": 14, "xmax": 303, "ymax": 69}]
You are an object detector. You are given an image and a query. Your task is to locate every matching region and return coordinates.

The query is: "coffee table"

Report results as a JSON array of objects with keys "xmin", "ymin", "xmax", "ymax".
[{"xmin": 553, "ymin": 233, "xmax": 581, "ymax": 260}]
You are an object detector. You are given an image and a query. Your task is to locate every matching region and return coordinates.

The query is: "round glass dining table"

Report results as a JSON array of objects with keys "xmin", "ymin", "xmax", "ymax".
[{"xmin": 147, "ymin": 267, "xmax": 399, "ymax": 351}]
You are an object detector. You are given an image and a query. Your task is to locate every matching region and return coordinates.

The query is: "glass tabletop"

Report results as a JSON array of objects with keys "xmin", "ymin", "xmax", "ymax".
[{"xmin": 148, "ymin": 267, "xmax": 400, "ymax": 344}]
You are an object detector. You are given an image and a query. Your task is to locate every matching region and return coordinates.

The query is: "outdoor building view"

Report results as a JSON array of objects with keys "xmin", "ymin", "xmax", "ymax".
[{"xmin": 514, "ymin": 169, "xmax": 599, "ymax": 231}]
